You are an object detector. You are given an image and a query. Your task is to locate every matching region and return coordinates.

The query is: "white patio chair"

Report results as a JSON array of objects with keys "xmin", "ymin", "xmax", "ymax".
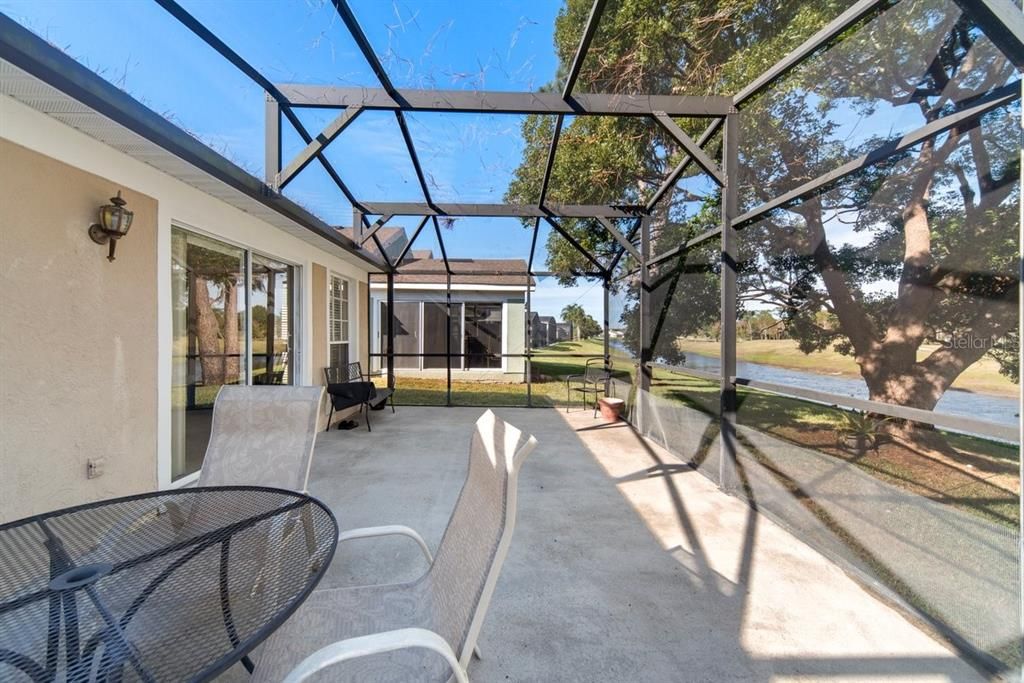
[
  {"xmin": 92, "ymin": 385, "xmax": 325, "ymax": 550},
  {"xmin": 187, "ymin": 384, "xmax": 327, "ymax": 563},
  {"xmin": 248, "ymin": 409, "xmax": 538, "ymax": 683},
  {"xmin": 65, "ymin": 386, "xmax": 328, "ymax": 677},
  {"xmin": 197, "ymin": 384, "xmax": 325, "ymax": 491}
]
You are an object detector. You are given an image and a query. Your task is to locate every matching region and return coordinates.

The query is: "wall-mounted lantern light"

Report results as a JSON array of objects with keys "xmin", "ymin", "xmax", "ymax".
[{"xmin": 87, "ymin": 190, "xmax": 134, "ymax": 262}]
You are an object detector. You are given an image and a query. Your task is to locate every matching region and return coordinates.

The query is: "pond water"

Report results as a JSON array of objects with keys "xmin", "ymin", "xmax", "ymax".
[{"xmin": 610, "ymin": 341, "xmax": 1019, "ymax": 428}]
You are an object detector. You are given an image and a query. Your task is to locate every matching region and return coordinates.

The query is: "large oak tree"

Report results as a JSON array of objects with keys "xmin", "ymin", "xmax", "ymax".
[{"xmin": 506, "ymin": 0, "xmax": 1020, "ymax": 411}]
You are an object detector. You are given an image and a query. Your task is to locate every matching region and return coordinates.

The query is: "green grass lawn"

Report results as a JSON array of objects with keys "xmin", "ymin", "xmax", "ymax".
[
  {"xmin": 644, "ymin": 367, "xmax": 1018, "ymax": 529},
  {"xmin": 389, "ymin": 339, "xmax": 636, "ymax": 408}
]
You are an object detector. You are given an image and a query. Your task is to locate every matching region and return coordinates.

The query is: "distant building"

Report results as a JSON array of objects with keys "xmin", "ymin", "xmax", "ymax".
[
  {"xmin": 367, "ymin": 251, "xmax": 533, "ymax": 375},
  {"xmin": 538, "ymin": 316, "xmax": 557, "ymax": 347}
]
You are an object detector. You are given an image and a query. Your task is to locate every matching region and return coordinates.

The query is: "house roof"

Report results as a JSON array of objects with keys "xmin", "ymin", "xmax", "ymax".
[
  {"xmin": 335, "ymin": 227, "xmax": 407, "ymax": 260},
  {"xmin": 389, "ymin": 257, "xmax": 535, "ymax": 286}
]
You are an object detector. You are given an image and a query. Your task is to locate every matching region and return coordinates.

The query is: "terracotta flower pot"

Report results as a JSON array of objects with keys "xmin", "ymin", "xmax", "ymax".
[{"xmin": 598, "ymin": 397, "xmax": 625, "ymax": 423}]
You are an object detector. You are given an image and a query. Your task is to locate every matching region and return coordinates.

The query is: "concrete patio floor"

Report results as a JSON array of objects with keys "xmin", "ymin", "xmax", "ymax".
[{"xmin": 245, "ymin": 406, "xmax": 983, "ymax": 682}]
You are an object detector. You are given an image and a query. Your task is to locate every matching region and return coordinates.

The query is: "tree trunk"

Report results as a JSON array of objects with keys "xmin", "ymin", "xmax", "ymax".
[
  {"xmin": 194, "ymin": 278, "xmax": 225, "ymax": 385},
  {"xmin": 223, "ymin": 282, "xmax": 241, "ymax": 381}
]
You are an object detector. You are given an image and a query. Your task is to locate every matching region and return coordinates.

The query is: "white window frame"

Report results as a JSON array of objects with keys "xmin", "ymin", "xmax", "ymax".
[{"xmin": 328, "ymin": 273, "xmax": 354, "ymax": 370}]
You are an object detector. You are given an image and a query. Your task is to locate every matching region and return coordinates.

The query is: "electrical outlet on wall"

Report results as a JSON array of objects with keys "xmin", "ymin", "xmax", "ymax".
[{"xmin": 86, "ymin": 457, "xmax": 105, "ymax": 479}]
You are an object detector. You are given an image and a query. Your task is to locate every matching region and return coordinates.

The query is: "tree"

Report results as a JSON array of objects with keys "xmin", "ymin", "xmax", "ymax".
[
  {"xmin": 739, "ymin": 311, "xmax": 784, "ymax": 340},
  {"xmin": 580, "ymin": 316, "xmax": 603, "ymax": 339},
  {"xmin": 186, "ymin": 243, "xmax": 244, "ymax": 386},
  {"xmin": 507, "ymin": 0, "xmax": 1019, "ymax": 412},
  {"xmin": 560, "ymin": 303, "xmax": 585, "ymax": 333}
]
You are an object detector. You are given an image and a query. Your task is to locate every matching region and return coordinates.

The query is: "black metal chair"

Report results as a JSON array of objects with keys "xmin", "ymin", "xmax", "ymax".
[
  {"xmin": 323, "ymin": 363, "xmax": 395, "ymax": 432},
  {"xmin": 566, "ymin": 357, "xmax": 613, "ymax": 417}
]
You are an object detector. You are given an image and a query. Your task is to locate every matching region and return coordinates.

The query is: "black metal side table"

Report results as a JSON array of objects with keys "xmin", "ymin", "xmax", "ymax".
[{"xmin": 0, "ymin": 486, "xmax": 338, "ymax": 682}]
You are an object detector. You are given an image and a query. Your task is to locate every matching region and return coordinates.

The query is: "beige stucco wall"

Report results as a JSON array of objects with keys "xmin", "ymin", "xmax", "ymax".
[
  {"xmin": 311, "ymin": 263, "xmax": 328, "ymax": 382},
  {"xmin": 0, "ymin": 139, "xmax": 158, "ymax": 522}
]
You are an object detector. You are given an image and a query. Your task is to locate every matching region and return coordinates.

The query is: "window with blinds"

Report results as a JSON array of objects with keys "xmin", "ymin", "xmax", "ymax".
[{"xmin": 329, "ymin": 275, "xmax": 350, "ymax": 368}]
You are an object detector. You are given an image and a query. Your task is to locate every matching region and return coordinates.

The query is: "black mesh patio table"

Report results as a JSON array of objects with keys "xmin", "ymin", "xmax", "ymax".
[{"xmin": 0, "ymin": 486, "xmax": 338, "ymax": 682}]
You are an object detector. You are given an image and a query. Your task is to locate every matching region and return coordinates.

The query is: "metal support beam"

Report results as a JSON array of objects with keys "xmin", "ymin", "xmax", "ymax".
[
  {"xmin": 542, "ymin": 216, "xmax": 608, "ymax": 276},
  {"xmin": 446, "ymin": 270, "xmax": 453, "ymax": 406},
  {"xmin": 394, "ymin": 110, "xmax": 435, "ymax": 206},
  {"xmin": 733, "ymin": 82, "xmax": 1021, "ymax": 229},
  {"xmin": 331, "ymin": 0, "xmax": 400, "ymax": 98},
  {"xmin": 645, "ymin": 121, "xmax": 723, "ymax": 212},
  {"xmin": 431, "ymin": 216, "xmax": 452, "ymax": 274},
  {"xmin": 646, "ymin": 0, "xmax": 888, "ymax": 213},
  {"xmin": 366, "ymin": 273, "xmax": 374, "ymax": 374},
  {"xmin": 647, "ymin": 225, "xmax": 722, "ymax": 269},
  {"xmin": 357, "ymin": 201, "xmax": 645, "ymax": 218},
  {"xmin": 265, "ymin": 96, "xmax": 280, "ymax": 185},
  {"xmin": 535, "ymin": 0, "xmax": 607, "ymax": 209},
  {"xmin": 277, "ymin": 84, "xmax": 733, "ymax": 117},
  {"xmin": 370, "ymin": 232, "xmax": 393, "ymax": 270},
  {"xmin": 638, "ymin": 215, "xmax": 652, "ymax": 421},
  {"xmin": 360, "ymin": 214, "xmax": 396, "ymax": 246},
  {"xmin": 597, "ymin": 217, "xmax": 641, "ymax": 264},
  {"xmin": 0, "ymin": 14, "xmax": 385, "ymax": 271},
  {"xmin": 527, "ymin": 218, "xmax": 541, "ymax": 273},
  {"xmin": 352, "ymin": 208, "xmax": 365, "ymax": 241},
  {"xmin": 526, "ymin": 280, "xmax": 533, "ymax": 407},
  {"xmin": 563, "ymin": 0, "xmax": 607, "ymax": 97},
  {"xmin": 393, "ymin": 269, "xmax": 540, "ymax": 277},
  {"xmin": 329, "ymin": 1, "xmax": 435, "ymax": 207},
  {"xmin": 954, "ymin": 0, "xmax": 1024, "ymax": 68},
  {"xmin": 603, "ymin": 279, "xmax": 611, "ymax": 373},
  {"xmin": 608, "ymin": 218, "xmax": 643, "ymax": 274},
  {"xmin": 734, "ymin": 0, "xmax": 889, "ymax": 105},
  {"xmin": 652, "ymin": 112, "xmax": 725, "ymax": 186},
  {"xmin": 386, "ymin": 271, "xmax": 396, "ymax": 397},
  {"xmin": 276, "ymin": 106, "xmax": 362, "ymax": 189},
  {"xmin": 538, "ymin": 115, "xmax": 564, "ymax": 206},
  {"xmin": 154, "ymin": 0, "xmax": 361, "ymax": 207},
  {"xmin": 719, "ymin": 113, "xmax": 739, "ymax": 491},
  {"xmin": 393, "ymin": 216, "xmax": 430, "ymax": 266}
]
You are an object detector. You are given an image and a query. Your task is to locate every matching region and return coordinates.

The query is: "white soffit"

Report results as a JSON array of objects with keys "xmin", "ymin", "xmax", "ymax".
[{"xmin": 0, "ymin": 58, "xmax": 376, "ymax": 271}]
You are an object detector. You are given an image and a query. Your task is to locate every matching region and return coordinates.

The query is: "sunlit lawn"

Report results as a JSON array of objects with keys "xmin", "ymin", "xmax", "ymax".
[
  {"xmin": 391, "ymin": 339, "xmax": 632, "ymax": 407},
  {"xmin": 648, "ymin": 369, "xmax": 1019, "ymax": 528}
]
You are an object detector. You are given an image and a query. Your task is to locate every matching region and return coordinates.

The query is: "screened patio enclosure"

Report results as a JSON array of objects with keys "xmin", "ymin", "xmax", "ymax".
[{"xmin": 1, "ymin": 0, "xmax": 1022, "ymax": 677}]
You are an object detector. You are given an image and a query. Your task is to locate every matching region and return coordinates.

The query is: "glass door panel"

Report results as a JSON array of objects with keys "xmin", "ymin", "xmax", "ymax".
[
  {"xmin": 465, "ymin": 303, "xmax": 502, "ymax": 369},
  {"xmin": 251, "ymin": 254, "xmax": 295, "ymax": 385},
  {"xmin": 423, "ymin": 302, "xmax": 461, "ymax": 369},
  {"xmin": 382, "ymin": 302, "xmax": 421, "ymax": 369},
  {"xmin": 171, "ymin": 229, "xmax": 246, "ymax": 481}
]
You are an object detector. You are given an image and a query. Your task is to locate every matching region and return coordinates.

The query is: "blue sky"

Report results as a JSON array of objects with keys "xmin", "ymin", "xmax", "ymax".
[
  {"xmin": 2, "ymin": 0, "xmax": 1004, "ymax": 324},
  {"xmin": 0, "ymin": 0, "xmax": 610, "ymax": 318}
]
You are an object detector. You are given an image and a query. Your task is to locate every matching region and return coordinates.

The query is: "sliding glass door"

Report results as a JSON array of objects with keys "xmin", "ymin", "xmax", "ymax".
[
  {"xmin": 171, "ymin": 227, "xmax": 298, "ymax": 482},
  {"xmin": 251, "ymin": 255, "xmax": 294, "ymax": 385}
]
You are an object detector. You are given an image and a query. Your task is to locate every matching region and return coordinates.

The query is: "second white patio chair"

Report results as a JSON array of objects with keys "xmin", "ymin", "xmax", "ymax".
[{"xmin": 249, "ymin": 409, "xmax": 538, "ymax": 683}]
